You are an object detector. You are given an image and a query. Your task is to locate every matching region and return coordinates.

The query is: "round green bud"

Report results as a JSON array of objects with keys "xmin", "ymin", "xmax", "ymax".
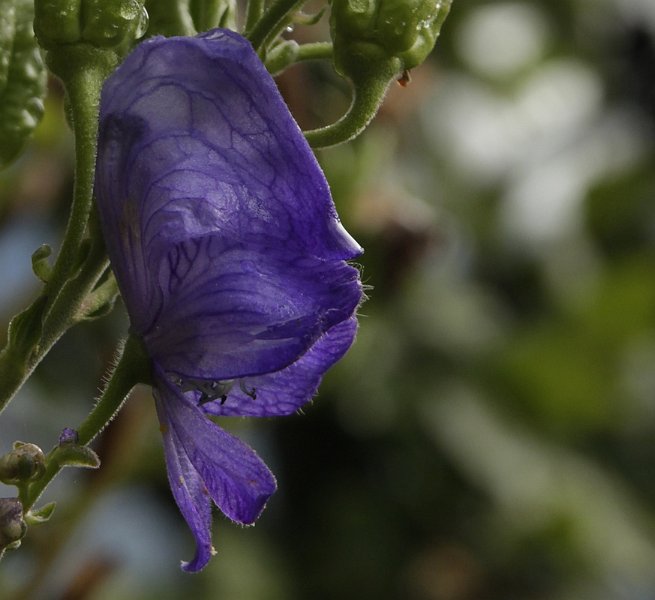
[
  {"xmin": 0, "ymin": 442, "xmax": 46, "ymax": 485},
  {"xmin": 81, "ymin": 0, "xmax": 147, "ymax": 48},
  {"xmin": 331, "ymin": 0, "xmax": 452, "ymax": 81},
  {"xmin": 33, "ymin": 0, "xmax": 81, "ymax": 47},
  {"xmin": 34, "ymin": 0, "xmax": 147, "ymax": 51},
  {"xmin": 0, "ymin": 0, "xmax": 48, "ymax": 169}
]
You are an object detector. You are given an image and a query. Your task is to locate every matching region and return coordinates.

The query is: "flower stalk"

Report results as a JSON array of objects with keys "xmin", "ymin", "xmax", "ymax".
[{"xmin": 22, "ymin": 334, "xmax": 150, "ymax": 511}]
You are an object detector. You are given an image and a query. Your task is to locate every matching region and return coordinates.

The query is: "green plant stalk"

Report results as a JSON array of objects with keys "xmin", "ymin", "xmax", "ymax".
[
  {"xmin": 22, "ymin": 334, "xmax": 151, "ymax": 511},
  {"xmin": 304, "ymin": 64, "xmax": 397, "ymax": 148},
  {"xmin": 265, "ymin": 41, "xmax": 332, "ymax": 74},
  {"xmin": 246, "ymin": 0, "xmax": 305, "ymax": 54},
  {"xmin": 0, "ymin": 48, "xmax": 116, "ymax": 415},
  {"xmin": 43, "ymin": 48, "xmax": 116, "ymax": 301},
  {"xmin": 0, "ymin": 222, "xmax": 109, "ymax": 415},
  {"xmin": 244, "ymin": 0, "xmax": 265, "ymax": 35},
  {"xmin": 296, "ymin": 41, "xmax": 332, "ymax": 61}
]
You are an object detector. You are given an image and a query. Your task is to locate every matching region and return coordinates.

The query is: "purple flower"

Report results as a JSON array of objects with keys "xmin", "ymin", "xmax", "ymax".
[{"xmin": 94, "ymin": 29, "xmax": 363, "ymax": 571}]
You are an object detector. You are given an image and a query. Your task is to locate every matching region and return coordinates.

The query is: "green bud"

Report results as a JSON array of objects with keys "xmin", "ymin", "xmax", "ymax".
[
  {"xmin": 330, "ymin": 0, "xmax": 452, "ymax": 81},
  {"xmin": 0, "ymin": 442, "xmax": 46, "ymax": 484},
  {"xmin": 0, "ymin": 0, "xmax": 18, "ymax": 92},
  {"xmin": 33, "ymin": 0, "xmax": 81, "ymax": 47},
  {"xmin": 0, "ymin": 498, "xmax": 26, "ymax": 549},
  {"xmin": 82, "ymin": 0, "xmax": 148, "ymax": 48},
  {"xmin": 31, "ymin": 244, "xmax": 53, "ymax": 283},
  {"xmin": 34, "ymin": 0, "xmax": 148, "ymax": 51},
  {"xmin": 0, "ymin": 0, "xmax": 48, "ymax": 169}
]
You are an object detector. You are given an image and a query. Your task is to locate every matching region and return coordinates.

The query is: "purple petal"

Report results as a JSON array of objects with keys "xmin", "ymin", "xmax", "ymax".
[
  {"xmin": 155, "ymin": 395, "xmax": 214, "ymax": 572},
  {"xmin": 146, "ymin": 236, "xmax": 361, "ymax": 380},
  {"xmin": 95, "ymin": 29, "xmax": 362, "ymax": 335},
  {"xmin": 155, "ymin": 366, "xmax": 277, "ymax": 525},
  {"xmin": 202, "ymin": 317, "xmax": 359, "ymax": 417}
]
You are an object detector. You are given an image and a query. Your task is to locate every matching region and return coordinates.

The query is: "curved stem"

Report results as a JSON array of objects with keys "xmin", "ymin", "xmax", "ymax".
[
  {"xmin": 246, "ymin": 0, "xmax": 305, "ymax": 54},
  {"xmin": 304, "ymin": 69, "xmax": 395, "ymax": 148},
  {"xmin": 265, "ymin": 41, "xmax": 332, "ymax": 74},
  {"xmin": 22, "ymin": 335, "xmax": 150, "ymax": 511}
]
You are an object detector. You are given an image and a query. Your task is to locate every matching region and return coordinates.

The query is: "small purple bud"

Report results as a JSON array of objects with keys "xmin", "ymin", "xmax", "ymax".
[{"xmin": 59, "ymin": 427, "xmax": 79, "ymax": 445}]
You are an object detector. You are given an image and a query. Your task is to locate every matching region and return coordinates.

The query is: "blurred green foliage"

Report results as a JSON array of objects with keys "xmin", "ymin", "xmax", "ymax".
[{"xmin": 1, "ymin": 0, "xmax": 655, "ymax": 598}]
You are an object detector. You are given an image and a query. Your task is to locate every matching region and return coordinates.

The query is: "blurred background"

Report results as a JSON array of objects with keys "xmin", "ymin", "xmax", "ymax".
[{"xmin": 2, "ymin": 0, "xmax": 655, "ymax": 598}]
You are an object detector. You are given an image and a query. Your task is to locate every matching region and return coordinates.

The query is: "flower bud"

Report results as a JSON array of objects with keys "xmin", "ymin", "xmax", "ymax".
[
  {"xmin": 0, "ymin": 498, "xmax": 26, "ymax": 549},
  {"xmin": 0, "ymin": 442, "xmax": 46, "ymax": 485},
  {"xmin": 34, "ymin": 0, "xmax": 148, "ymax": 51},
  {"xmin": 55, "ymin": 429, "xmax": 100, "ymax": 469},
  {"xmin": 58, "ymin": 427, "xmax": 79, "ymax": 445},
  {"xmin": 330, "ymin": 0, "xmax": 452, "ymax": 81}
]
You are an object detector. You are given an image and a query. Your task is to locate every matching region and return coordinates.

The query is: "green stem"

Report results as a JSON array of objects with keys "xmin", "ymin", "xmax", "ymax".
[
  {"xmin": 146, "ymin": 0, "xmax": 196, "ymax": 37},
  {"xmin": 244, "ymin": 0, "xmax": 265, "ymax": 35},
  {"xmin": 23, "ymin": 335, "xmax": 150, "ymax": 511},
  {"xmin": 42, "ymin": 48, "xmax": 116, "ymax": 305},
  {"xmin": 191, "ymin": 0, "xmax": 233, "ymax": 30},
  {"xmin": 304, "ymin": 68, "xmax": 395, "ymax": 148},
  {"xmin": 0, "ymin": 49, "xmax": 116, "ymax": 416},
  {"xmin": 265, "ymin": 41, "xmax": 332, "ymax": 74},
  {"xmin": 296, "ymin": 41, "xmax": 332, "ymax": 61},
  {"xmin": 0, "ymin": 224, "xmax": 109, "ymax": 415},
  {"xmin": 246, "ymin": 0, "xmax": 305, "ymax": 54}
]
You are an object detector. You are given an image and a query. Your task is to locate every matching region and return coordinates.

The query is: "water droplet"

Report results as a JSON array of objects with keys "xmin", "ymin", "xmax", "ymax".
[{"xmin": 135, "ymin": 5, "xmax": 149, "ymax": 38}]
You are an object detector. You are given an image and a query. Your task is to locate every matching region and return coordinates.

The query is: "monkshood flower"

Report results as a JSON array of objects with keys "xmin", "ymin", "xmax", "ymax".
[{"xmin": 95, "ymin": 29, "xmax": 363, "ymax": 571}]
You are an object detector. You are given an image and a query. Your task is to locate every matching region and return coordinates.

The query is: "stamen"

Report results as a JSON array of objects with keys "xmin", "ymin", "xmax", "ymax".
[
  {"xmin": 239, "ymin": 380, "xmax": 257, "ymax": 400},
  {"xmin": 175, "ymin": 376, "xmax": 235, "ymax": 405},
  {"xmin": 173, "ymin": 376, "xmax": 256, "ymax": 405}
]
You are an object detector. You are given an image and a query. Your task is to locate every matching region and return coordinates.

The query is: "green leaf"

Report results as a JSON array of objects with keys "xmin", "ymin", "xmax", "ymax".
[
  {"xmin": 55, "ymin": 444, "xmax": 101, "ymax": 469},
  {"xmin": 25, "ymin": 501, "xmax": 56, "ymax": 524}
]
